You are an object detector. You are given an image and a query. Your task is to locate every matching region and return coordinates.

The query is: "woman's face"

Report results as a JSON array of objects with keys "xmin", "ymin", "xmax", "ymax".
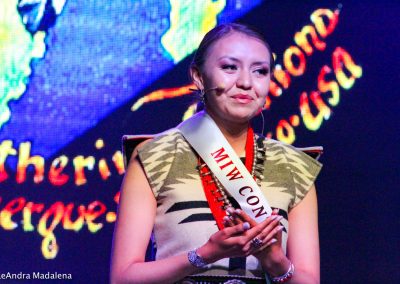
[{"xmin": 197, "ymin": 32, "xmax": 271, "ymax": 125}]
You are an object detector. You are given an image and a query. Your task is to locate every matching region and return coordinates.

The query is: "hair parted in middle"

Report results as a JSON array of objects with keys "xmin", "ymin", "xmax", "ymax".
[{"xmin": 191, "ymin": 23, "xmax": 275, "ymax": 74}]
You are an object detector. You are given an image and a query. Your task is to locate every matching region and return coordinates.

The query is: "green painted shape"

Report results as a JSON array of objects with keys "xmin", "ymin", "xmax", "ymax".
[
  {"xmin": 161, "ymin": 0, "xmax": 226, "ymax": 63},
  {"xmin": 0, "ymin": 0, "xmax": 46, "ymax": 130}
]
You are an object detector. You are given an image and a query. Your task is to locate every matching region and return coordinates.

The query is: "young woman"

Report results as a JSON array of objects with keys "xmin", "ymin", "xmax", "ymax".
[{"xmin": 110, "ymin": 23, "xmax": 322, "ymax": 284}]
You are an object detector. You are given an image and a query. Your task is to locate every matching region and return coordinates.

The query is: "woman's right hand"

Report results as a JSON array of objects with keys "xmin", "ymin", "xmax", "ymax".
[
  {"xmin": 196, "ymin": 214, "xmax": 282, "ymax": 265},
  {"xmin": 220, "ymin": 208, "xmax": 290, "ymax": 276},
  {"xmin": 196, "ymin": 222, "xmax": 252, "ymax": 264}
]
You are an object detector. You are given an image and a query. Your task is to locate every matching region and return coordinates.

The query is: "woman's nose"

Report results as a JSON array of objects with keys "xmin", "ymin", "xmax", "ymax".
[{"xmin": 236, "ymin": 70, "xmax": 252, "ymax": 90}]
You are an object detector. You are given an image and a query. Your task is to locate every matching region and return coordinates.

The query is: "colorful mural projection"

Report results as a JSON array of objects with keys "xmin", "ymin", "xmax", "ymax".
[
  {"xmin": 132, "ymin": 7, "xmax": 363, "ymax": 145},
  {"xmin": 0, "ymin": 0, "xmax": 264, "ymax": 259},
  {"xmin": 0, "ymin": 138, "xmax": 124, "ymax": 259},
  {"xmin": 0, "ymin": 0, "xmax": 56, "ymax": 129},
  {"xmin": 0, "ymin": 0, "xmax": 260, "ymax": 159},
  {"xmin": 162, "ymin": 0, "xmax": 226, "ymax": 63}
]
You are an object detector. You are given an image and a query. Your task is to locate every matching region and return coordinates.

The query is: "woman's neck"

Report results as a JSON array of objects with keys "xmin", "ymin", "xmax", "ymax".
[{"xmin": 206, "ymin": 111, "xmax": 249, "ymax": 157}]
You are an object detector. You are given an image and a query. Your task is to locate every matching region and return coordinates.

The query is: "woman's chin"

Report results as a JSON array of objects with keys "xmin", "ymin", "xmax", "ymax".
[
  {"xmin": 206, "ymin": 106, "xmax": 257, "ymax": 125},
  {"xmin": 226, "ymin": 112, "xmax": 257, "ymax": 124},
  {"xmin": 231, "ymin": 108, "xmax": 259, "ymax": 120}
]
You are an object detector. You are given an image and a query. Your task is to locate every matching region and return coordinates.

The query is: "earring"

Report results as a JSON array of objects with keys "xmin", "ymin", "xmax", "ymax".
[
  {"xmin": 199, "ymin": 89, "xmax": 205, "ymax": 104},
  {"xmin": 260, "ymin": 110, "xmax": 265, "ymax": 137}
]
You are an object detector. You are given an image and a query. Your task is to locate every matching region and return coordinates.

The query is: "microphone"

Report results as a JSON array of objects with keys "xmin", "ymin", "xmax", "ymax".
[
  {"xmin": 204, "ymin": 84, "xmax": 225, "ymax": 94},
  {"xmin": 189, "ymin": 84, "xmax": 225, "ymax": 94}
]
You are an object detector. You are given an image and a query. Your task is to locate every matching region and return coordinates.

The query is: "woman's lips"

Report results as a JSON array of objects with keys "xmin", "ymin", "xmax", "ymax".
[{"xmin": 231, "ymin": 94, "xmax": 254, "ymax": 104}]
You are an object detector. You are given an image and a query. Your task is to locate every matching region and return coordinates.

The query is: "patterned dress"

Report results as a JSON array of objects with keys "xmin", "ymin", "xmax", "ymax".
[{"xmin": 137, "ymin": 128, "xmax": 322, "ymax": 279}]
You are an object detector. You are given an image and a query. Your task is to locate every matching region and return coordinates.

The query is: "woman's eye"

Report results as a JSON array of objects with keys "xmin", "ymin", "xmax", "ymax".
[
  {"xmin": 221, "ymin": 64, "xmax": 237, "ymax": 71},
  {"xmin": 255, "ymin": 68, "xmax": 269, "ymax": 75}
]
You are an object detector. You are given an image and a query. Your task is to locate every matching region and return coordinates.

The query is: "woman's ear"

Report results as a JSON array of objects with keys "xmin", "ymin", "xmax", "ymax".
[{"xmin": 190, "ymin": 66, "xmax": 204, "ymax": 91}]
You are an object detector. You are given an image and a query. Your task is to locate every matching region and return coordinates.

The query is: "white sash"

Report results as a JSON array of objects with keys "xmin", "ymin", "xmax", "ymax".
[{"xmin": 178, "ymin": 111, "xmax": 272, "ymax": 223}]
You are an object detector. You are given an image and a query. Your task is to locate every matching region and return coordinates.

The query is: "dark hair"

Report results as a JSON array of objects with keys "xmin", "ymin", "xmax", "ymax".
[{"xmin": 191, "ymin": 23, "xmax": 275, "ymax": 73}]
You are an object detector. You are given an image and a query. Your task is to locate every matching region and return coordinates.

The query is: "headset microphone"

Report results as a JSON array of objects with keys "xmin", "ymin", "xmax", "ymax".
[
  {"xmin": 204, "ymin": 84, "xmax": 225, "ymax": 94},
  {"xmin": 189, "ymin": 84, "xmax": 225, "ymax": 94}
]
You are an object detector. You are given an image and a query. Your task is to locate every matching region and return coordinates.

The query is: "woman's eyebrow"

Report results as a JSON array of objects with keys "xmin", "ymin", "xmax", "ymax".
[
  {"xmin": 218, "ymin": 56, "xmax": 269, "ymax": 66},
  {"xmin": 217, "ymin": 56, "xmax": 240, "ymax": 62},
  {"xmin": 252, "ymin": 61, "xmax": 270, "ymax": 66}
]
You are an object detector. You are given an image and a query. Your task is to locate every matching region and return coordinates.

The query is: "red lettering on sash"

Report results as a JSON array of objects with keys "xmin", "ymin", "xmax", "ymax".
[
  {"xmin": 211, "ymin": 147, "xmax": 243, "ymax": 180},
  {"xmin": 219, "ymin": 160, "xmax": 233, "ymax": 170},
  {"xmin": 226, "ymin": 167, "xmax": 243, "ymax": 180},
  {"xmin": 211, "ymin": 147, "xmax": 229, "ymax": 163}
]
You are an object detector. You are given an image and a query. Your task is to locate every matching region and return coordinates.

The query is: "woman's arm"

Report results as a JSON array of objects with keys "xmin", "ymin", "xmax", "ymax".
[
  {"xmin": 224, "ymin": 185, "xmax": 320, "ymax": 283},
  {"xmin": 110, "ymin": 155, "xmax": 266, "ymax": 283},
  {"xmin": 110, "ymin": 156, "xmax": 200, "ymax": 283},
  {"xmin": 253, "ymin": 185, "xmax": 320, "ymax": 283},
  {"xmin": 286, "ymin": 184, "xmax": 320, "ymax": 284},
  {"xmin": 110, "ymin": 155, "xmax": 203, "ymax": 283}
]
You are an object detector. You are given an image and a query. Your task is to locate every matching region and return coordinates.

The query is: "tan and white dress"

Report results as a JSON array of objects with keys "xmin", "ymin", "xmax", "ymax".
[{"xmin": 137, "ymin": 128, "xmax": 322, "ymax": 279}]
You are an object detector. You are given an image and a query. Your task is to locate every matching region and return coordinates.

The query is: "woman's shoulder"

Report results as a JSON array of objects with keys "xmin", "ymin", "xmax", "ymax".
[
  {"xmin": 134, "ymin": 127, "xmax": 192, "ymax": 195},
  {"xmin": 258, "ymin": 135, "xmax": 322, "ymax": 165},
  {"xmin": 259, "ymin": 137, "xmax": 323, "ymax": 208},
  {"xmin": 258, "ymin": 136, "xmax": 299, "ymax": 158},
  {"xmin": 261, "ymin": 136, "xmax": 301, "ymax": 152},
  {"xmin": 136, "ymin": 128, "xmax": 184, "ymax": 151},
  {"xmin": 136, "ymin": 127, "xmax": 193, "ymax": 163}
]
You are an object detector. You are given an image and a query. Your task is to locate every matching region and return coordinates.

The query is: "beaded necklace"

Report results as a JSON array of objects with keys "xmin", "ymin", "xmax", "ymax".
[{"xmin": 197, "ymin": 127, "xmax": 267, "ymax": 229}]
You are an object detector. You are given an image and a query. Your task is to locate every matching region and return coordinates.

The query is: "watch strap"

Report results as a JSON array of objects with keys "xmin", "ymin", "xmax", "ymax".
[{"xmin": 187, "ymin": 249, "xmax": 208, "ymax": 268}]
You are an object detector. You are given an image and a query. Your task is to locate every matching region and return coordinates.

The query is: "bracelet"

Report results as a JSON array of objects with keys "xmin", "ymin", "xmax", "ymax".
[
  {"xmin": 271, "ymin": 262, "xmax": 295, "ymax": 283},
  {"xmin": 187, "ymin": 249, "xmax": 208, "ymax": 268}
]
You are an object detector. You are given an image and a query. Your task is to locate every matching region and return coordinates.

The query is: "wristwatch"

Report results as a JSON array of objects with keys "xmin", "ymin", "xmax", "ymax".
[{"xmin": 187, "ymin": 249, "xmax": 208, "ymax": 268}]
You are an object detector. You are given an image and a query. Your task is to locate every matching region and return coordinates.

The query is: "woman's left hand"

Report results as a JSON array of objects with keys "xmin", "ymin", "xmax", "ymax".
[{"xmin": 223, "ymin": 208, "xmax": 287, "ymax": 263}]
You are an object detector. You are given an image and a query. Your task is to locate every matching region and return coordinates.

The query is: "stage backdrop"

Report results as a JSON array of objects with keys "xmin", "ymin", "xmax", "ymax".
[{"xmin": 0, "ymin": 0, "xmax": 398, "ymax": 283}]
